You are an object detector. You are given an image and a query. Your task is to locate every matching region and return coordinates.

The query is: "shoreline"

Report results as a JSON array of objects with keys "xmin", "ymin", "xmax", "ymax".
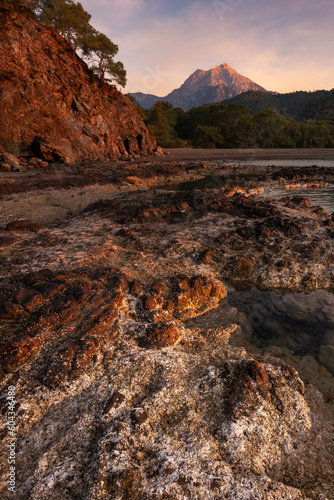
[{"xmin": 162, "ymin": 147, "xmax": 334, "ymax": 162}]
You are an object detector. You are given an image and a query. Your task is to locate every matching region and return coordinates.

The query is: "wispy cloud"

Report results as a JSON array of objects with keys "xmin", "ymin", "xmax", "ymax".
[{"xmin": 80, "ymin": 0, "xmax": 334, "ymax": 95}]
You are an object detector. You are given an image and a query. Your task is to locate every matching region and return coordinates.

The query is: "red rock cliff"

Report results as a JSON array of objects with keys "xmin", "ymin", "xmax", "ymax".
[{"xmin": 0, "ymin": 3, "xmax": 157, "ymax": 163}]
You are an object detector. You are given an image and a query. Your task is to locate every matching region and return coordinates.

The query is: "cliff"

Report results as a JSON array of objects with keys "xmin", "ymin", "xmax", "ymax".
[{"xmin": 0, "ymin": 3, "xmax": 157, "ymax": 163}]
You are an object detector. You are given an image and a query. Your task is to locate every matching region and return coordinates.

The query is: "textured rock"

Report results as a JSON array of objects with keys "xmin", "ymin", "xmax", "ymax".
[
  {"xmin": 0, "ymin": 159, "xmax": 333, "ymax": 499},
  {"xmin": 0, "ymin": 3, "xmax": 157, "ymax": 163},
  {"xmin": 175, "ymin": 275, "xmax": 227, "ymax": 319},
  {"xmin": 140, "ymin": 323, "xmax": 184, "ymax": 348}
]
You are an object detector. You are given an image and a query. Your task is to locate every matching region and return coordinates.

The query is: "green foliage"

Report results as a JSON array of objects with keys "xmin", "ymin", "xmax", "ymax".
[
  {"xmin": 225, "ymin": 89, "xmax": 334, "ymax": 122},
  {"xmin": 144, "ymin": 100, "xmax": 334, "ymax": 149},
  {"xmin": 24, "ymin": 0, "xmax": 126, "ymax": 86},
  {"xmin": 81, "ymin": 31, "xmax": 126, "ymax": 86},
  {"xmin": 146, "ymin": 101, "xmax": 188, "ymax": 148},
  {"xmin": 193, "ymin": 125, "xmax": 224, "ymax": 148},
  {"xmin": 302, "ymin": 120, "xmax": 333, "ymax": 148}
]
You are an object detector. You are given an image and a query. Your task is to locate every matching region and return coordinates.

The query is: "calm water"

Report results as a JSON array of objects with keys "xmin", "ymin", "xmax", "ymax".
[
  {"xmin": 165, "ymin": 170, "xmax": 334, "ymax": 213},
  {"xmin": 227, "ymin": 287, "xmax": 334, "ymax": 374},
  {"xmin": 236, "ymin": 159, "xmax": 334, "ymax": 168},
  {"xmin": 262, "ymin": 185, "xmax": 334, "ymax": 213}
]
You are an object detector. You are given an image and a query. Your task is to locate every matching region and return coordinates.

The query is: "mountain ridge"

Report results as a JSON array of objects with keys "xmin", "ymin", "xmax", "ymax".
[{"xmin": 131, "ymin": 63, "xmax": 267, "ymax": 110}]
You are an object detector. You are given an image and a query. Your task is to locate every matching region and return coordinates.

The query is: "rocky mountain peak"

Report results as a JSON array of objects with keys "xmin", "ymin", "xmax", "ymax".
[{"xmin": 131, "ymin": 63, "xmax": 267, "ymax": 110}]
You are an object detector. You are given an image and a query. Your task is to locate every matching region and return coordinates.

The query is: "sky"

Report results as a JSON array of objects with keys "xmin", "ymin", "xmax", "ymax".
[{"xmin": 79, "ymin": 0, "xmax": 334, "ymax": 96}]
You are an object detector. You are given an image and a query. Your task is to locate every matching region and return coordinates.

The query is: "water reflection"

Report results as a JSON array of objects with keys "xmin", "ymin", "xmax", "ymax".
[
  {"xmin": 227, "ymin": 287, "xmax": 334, "ymax": 374},
  {"xmin": 164, "ymin": 174, "xmax": 334, "ymax": 213},
  {"xmin": 262, "ymin": 185, "xmax": 334, "ymax": 213}
]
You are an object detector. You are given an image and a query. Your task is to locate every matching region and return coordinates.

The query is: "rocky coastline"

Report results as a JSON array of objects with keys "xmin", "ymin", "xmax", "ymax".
[{"xmin": 0, "ymin": 156, "xmax": 334, "ymax": 499}]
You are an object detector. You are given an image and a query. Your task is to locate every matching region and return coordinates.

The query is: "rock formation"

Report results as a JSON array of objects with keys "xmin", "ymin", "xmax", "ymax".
[
  {"xmin": 131, "ymin": 63, "xmax": 267, "ymax": 110},
  {"xmin": 0, "ymin": 3, "xmax": 157, "ymax": 164},
  {"xmin": 0, "ymin": 158, "xmax": 333, "ymax": 499}
]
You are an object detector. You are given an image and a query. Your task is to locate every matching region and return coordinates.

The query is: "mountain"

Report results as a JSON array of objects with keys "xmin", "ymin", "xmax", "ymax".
[
  {"xmin": 131, "ymin": 63, "xmax": 267, "ymax": 110},
  {"xmin": 224, "ymin": 89, "xmax": 334, "ymax": 121},
  {"xmin": 0, "ymin": 2, "xmax": 157, "ymax": 163},
  {"xmin": 130, "ymin": 92, "xmax": 162, "ymax": 110}
]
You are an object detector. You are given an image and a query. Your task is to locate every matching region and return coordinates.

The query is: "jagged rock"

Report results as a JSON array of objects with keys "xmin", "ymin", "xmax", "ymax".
[
  {"xmin": 0, "ymin": 160, "xmax": 333, "ymax": 499},
  {"xmin": 0, "ymin": 4, "xmax": 157, "ymax": 163},
  {"xmin": 175, "ymin": 275, "xmax": 227, "ymax": 319},
  {"xmin": 0, "ymin": 151, "xmax": 21, "ymax": 170},
  {"xmin": 0, "ymin": 162, "xmax": 11, "ymax": 172},
  {"xmin": 140, "ymin": 323, "xmax": 184, "ymax": 348}
]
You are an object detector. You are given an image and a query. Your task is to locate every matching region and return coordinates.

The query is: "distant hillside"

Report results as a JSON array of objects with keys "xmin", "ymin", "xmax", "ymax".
[
  {"xmin": 131, "ymin": 63, "xmax": 267, "ymax": 110},
  {"xmin": 224, "ymin": 89, "xmax": 334, "ymax": 121}
]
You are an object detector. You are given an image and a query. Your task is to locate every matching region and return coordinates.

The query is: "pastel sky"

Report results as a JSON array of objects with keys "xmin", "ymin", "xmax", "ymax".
[{"xmin": 79, "ymin": 0, "xmax": 334, "ymax": 96}]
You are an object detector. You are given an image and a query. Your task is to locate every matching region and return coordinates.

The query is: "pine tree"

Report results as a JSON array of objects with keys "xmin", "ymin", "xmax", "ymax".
[
  {"xmin": 25, "ymin": 0, "xmax": 126, "ymax": 87},
  {"xmin": 81, "ymin": 31, "xmax": 126, "ymax": 87}
]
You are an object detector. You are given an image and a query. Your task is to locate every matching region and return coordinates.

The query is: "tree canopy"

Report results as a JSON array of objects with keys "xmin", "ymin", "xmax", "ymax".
[
  {"xmin": 25, "ymin": 0, "xmax": 126, "ymax": 86},
  {"xmin": 81, "ymin": 31, "xmax": 126, "ymax": 87},
  {"xmin": 138, "ymin": 100, "xmax": 334, "ymax": 149}
]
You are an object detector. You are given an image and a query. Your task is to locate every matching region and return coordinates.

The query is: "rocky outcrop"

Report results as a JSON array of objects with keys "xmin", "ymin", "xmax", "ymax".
[
  {"xmin": 0, "ymin": 159, "xmax": 333, "ymax": 499},
  {"xmin": 132, "ymin": 63, "xmax": 267, "ymax": 110},
  {"xmin": 0, "ymin": 3, "xmax": 157, "ymax": 163}
]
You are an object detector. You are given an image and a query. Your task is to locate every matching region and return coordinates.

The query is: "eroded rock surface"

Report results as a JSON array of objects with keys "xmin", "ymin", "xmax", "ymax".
[{"xmin": 0, "ymin": 159, "xmax": 333, "ymax": 499}]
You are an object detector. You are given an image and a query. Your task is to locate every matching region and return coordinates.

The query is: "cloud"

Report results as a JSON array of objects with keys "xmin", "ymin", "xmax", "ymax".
[{"xmin": 79, "ymin": 0, "xmax": 334, "ymax": 95}]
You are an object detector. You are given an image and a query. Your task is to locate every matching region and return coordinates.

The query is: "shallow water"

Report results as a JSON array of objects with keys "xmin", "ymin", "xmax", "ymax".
[
  {"xmin": 228, "ymin": 159, "xmax": 334, "ymax": 168},
  {"xmin": 227, "ymin": 287, "xmax": 334, "ymax": 373},
  {"xmin": 164, "ymin": 173, "xmax": 334, "ymax": 213},
  {"xmin": 262, "ymin": 185, "xmax": 334, "ymax": 213}
]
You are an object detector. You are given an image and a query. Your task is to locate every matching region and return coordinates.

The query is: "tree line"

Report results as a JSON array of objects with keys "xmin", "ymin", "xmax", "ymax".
[
  {"xmin": 135, "ymin": 100, "xmax": 334, "ymax": 149},
  {"xmin": 225, "ymin": 89, "xmax": 334, "ymax": 122},
  {"xmin": 5, "ymin": 0, "xmax": 126, "ymax": 87}
]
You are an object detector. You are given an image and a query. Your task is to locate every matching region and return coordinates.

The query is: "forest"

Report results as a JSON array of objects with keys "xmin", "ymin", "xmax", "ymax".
[{"xmin": 133, "ymin": 97, "xmax": 334, "ymax": 149}]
